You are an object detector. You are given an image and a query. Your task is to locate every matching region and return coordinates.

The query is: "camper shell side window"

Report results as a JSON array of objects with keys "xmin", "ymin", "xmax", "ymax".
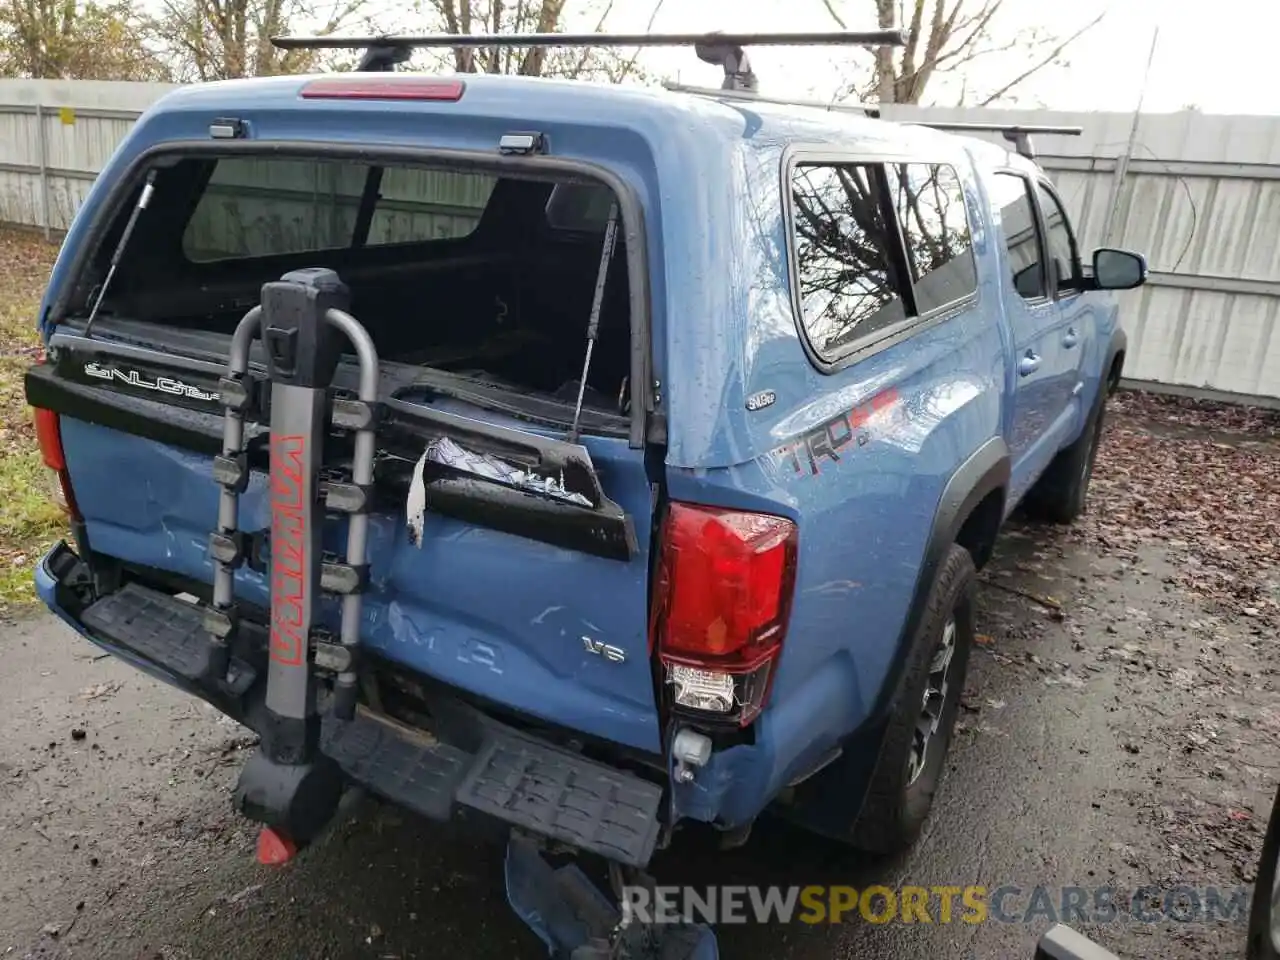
[{"xmin": 785, "ymin": 150, "xmax": 979, "ymax": 371}]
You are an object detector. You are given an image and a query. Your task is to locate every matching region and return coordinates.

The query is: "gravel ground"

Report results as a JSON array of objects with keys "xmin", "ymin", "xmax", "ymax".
[{"xmin": 1, "ymin": 393, "xmax": 1277, "ymax": 960}]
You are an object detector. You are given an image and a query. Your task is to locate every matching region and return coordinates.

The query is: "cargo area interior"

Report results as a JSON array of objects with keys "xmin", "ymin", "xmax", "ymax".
[{"xmin": 73, "ymin": 153, "xmax": 634, "ymax": 420}]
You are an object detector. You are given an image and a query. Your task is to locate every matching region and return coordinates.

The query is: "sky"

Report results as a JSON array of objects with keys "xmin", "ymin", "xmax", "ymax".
[{"xmin": 418, "ymin": 0, "xmax": 1279, "ymax": 117}]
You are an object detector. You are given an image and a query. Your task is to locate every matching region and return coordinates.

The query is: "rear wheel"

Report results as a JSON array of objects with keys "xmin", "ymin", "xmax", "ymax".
[
  {"xmin": 846, "ymin": 543, "xmax": 976, "ymax": 856},
  {"xmin": 1248, "ymin": 784, "xmax": 1280, "ymax": 959},
  {"xmin": 1024, "ymin": 393, "xmax": 1107, "ymax": 525}
]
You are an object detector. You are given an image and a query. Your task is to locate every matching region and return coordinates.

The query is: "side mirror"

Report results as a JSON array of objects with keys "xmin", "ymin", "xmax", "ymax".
[{"xmin": 1091, "ymin": 248, "xmax": 1147, "ymax": 291}]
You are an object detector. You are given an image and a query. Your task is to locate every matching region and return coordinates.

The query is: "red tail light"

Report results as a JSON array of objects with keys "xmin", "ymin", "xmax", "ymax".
[
  {"xmin": 32, "ymin": 406, "xmax": 80, "ymax": 520},
  {"xmin": 300, "ymin": 76, "xmax": 466, "ymax": 101},
  {"xmin": 651, "ymin": 502, "xmax": 798, "ymax": 726},
  {"xmin": 34, "ymin": 407, "xmax": 66, "ymax": 471}
]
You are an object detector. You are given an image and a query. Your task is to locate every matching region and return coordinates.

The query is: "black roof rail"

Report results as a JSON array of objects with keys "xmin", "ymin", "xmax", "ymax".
[
  {"xmin": 661, "ymin": 84, "xmax": 1084, "ymax": 160},
  {"xmin": 271, "ymin": 29, "xmax": 906, "ymax": 89},
  {"xmin": 901, "ymin": 121, "xmax": 1083, "ymax": 160}
]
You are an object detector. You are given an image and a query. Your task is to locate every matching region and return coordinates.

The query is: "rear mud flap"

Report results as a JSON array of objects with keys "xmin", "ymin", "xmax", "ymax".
[{"xmin": 504, "ymin": 834, "xmax": 719, "ymax": 960}]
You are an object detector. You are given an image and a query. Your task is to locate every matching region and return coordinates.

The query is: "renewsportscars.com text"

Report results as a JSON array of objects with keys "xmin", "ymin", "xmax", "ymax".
[{"xmin": 620, "ymin": 884, "xmax": 1250, "ymax": 926}]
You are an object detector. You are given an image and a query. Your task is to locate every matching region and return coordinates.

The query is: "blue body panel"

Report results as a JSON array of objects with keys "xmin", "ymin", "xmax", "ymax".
[
  {"xmin": 57, "ymin": 409, "xmax": 664, "ymax": 752},
  {"xmin": 35, "ymin": 72, "xmax": 1123, "ymax": 834}
]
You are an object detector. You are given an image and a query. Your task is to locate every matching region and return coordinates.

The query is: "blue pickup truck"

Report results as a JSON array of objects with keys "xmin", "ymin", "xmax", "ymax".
[{"xmin": 24, "ymin": 29, "xmax": 1147, "ymax": 959}]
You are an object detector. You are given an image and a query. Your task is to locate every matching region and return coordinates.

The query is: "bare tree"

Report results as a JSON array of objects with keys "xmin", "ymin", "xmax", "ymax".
[
  {"xmin": 144, "ymin": 0, "xmax": 667, "ymax": 84},
  {"xmin": 412, "ymin": 0, "xmax": 666, "ymax": 82},
  {"xmin": 821, "ymin": 0, "xmax": 1104, "ymax": 106},
  {"xmin": 0, "ymin": 0, "xmax": 169, "ymax": 79},
  {"xmin": 153, "ymin": 0, "xmax": 383, "ymax": 81}
]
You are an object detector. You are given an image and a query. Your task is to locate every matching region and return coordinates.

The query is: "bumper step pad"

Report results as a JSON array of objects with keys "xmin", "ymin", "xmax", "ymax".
[
  {"xmin": 457, "ymin": 732, "xmax": 663, "ymax": 868},
  {"xmin": 320, "ymin": 712, "xmax": 470, "ymax": 822},
  {"xmin": 80, "ymin": 583, "xmax": 254, "ymax": 693},
  {"xmin": 322, "ymin": 710, "xmax": 663, "ymax": 868}
]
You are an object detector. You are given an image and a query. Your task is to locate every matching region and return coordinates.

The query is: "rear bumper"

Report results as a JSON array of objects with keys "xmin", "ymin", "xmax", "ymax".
[
  {"xmin": 35, "ymin": 541, "xmax": 665, "ymax": 867},
  {"xmin": 37, "ymin": 540, "xmax": 885, "ymax": 844}
]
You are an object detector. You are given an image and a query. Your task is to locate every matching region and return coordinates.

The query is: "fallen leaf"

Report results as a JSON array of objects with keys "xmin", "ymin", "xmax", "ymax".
[{"xmin": 79, "ymin": 681, "xmax": 122, "ymax": 700}]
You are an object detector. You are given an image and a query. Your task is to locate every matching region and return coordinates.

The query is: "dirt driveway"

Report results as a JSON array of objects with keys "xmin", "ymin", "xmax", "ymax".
[{"xmin": 2, "ymin": 392, "xmax": 1278, "ymax": 960}]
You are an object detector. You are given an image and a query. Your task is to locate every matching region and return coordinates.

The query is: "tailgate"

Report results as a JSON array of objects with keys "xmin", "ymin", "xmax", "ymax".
[{"xmin": 33, "ymin": 316, "xmax": 664, "ymax": 754}]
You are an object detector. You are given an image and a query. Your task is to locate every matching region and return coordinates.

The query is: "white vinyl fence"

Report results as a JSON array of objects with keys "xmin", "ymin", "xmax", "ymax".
[
  {"xmin": 882, "ymin": 105, "xmax": 1280, "ymax": 408},
  {"xmin": 2, "ymin": 78, "xmax": 1278, "ymax": 406}
]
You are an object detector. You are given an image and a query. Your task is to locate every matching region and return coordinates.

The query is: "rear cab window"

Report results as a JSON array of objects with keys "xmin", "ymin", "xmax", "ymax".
[
  {"xmin": 788, "ymin": 155, "xmax": 977, "ymax": 367},
  {"xmin": 182, "ymin": 159, "xmax": 498, "ymax": 261}
]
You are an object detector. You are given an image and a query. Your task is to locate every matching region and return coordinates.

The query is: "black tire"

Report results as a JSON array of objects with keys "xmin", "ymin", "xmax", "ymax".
[
  {"xmin": 1024, "ymin": 394, "xmax": 1107, "ymax": 525},
  {"xmin": 1248, "ymin": 784, "xmax": 1280, "ymax": 959},
  {"xmin": 846, "ymin": 543, "xmax": 977, "ymax": 856}
]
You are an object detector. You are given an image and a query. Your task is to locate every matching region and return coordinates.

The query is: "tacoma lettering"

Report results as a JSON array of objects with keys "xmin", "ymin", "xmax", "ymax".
[
  {"xmin": 269, "ymin": 434, "xmax": 308, "ymax": 667},
  {"xmin": 83, "ymin": 362, "xmax": 218, "ymax": 402}
]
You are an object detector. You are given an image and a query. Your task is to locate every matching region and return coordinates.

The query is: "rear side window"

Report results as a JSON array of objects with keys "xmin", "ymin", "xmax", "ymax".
[
  {"xmin": 790, "ymin": 162, "xmax": 908, "ymax": 360},
  {"xmin": 182, "ymin": 158, "xmax": 497, "ymax": 263},
  {"xmin": 989, "ymin": 172, "xmax": 1046, "ymax": 301},
  {"xmin": 887, "ymin": 163, "xmax": 977, "ymax": 314},
  {"xmin": 1033, "ymin": 181, "xmax": 1080, "ymax": 291}
]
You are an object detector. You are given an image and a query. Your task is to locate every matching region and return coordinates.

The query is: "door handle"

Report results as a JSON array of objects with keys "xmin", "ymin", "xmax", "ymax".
[
  {"xmin": 1063, "ymin": 328, "xmax": 1078, "ymax": 349},
  {"xmin": 1018, "ymin": 351, "xmax": 1041, "ymax": 377}
]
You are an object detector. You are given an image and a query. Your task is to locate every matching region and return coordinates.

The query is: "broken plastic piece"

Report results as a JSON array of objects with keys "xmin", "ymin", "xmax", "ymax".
[
  {"xmin": 503, "ymin": 833, "xmax": 720, "ymax": 959},
  {"xmin": 406, "ymin": 450, "xmax": 429, "ymax": 546},
  {"xmin": 256, "ymin": 826, "xmax": 297, "ymax": 865},
  {"xmin": 405, "ymin": 436, "xmax": 593, "ymax": 546}
]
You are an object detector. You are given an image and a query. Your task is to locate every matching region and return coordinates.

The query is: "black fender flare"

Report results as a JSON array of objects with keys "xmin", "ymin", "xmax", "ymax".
[
  {"xmin": 785, "ymin": 437, "xmax": 1010, "ymax": 838},
  {"xmin": 873, "ymin": 436, "xmax": 1010, "ymax": 721}
]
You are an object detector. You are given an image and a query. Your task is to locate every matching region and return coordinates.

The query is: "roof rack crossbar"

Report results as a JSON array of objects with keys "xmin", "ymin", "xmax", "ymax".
[
  {"xmin": 903, "ymin": 121, "xmax": 1083, "ymax": 160},
  {"xmin": 272, "ymin": 29, "xmax": 906, "ymax": 87}
]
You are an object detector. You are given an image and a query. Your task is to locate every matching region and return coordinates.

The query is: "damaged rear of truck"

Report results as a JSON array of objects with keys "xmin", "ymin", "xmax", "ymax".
[
  {"xmin": 21, "ymin": 24, "xmax": 1148, "ymax": 958},
  {"xmin": 24, "ymin": 67, "xmax": 823, "ymax": 957}
]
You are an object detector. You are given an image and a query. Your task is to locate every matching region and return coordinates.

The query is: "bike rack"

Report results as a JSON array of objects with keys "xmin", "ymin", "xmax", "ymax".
[{"xmin": 207, "ymin": 268, "xmax": 381, "ymax": 842}]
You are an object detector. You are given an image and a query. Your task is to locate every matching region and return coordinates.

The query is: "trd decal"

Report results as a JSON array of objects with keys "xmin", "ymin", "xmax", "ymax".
[
  {"xmin": 770, "ymin": 387, "xmax": 900, "ymax": 477},
  {"xmin": 83, "ymin": 362, "xmax": 218, "ymax": 401},
  {"xmin": 270, "ymin": 434, "xmax": 308, "ymax": 667}
]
